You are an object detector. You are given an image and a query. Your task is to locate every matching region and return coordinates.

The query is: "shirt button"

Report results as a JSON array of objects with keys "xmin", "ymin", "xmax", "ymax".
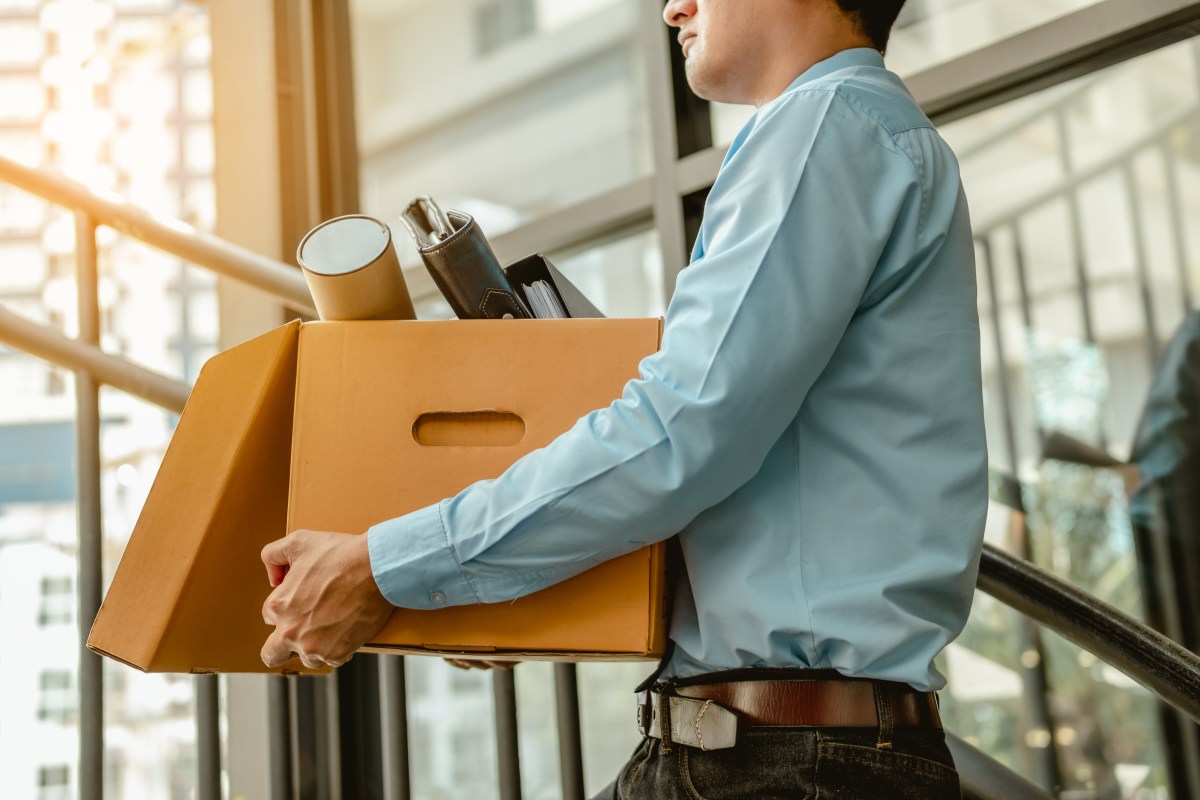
[{"xmin": 430, "ymin": 590, "xmax": 446, "ymax": 605}]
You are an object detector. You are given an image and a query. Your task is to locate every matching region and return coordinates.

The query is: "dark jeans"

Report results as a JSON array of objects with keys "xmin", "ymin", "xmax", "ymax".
[{"xmin": 589, "ymin": 726, "xmax": 962, "ymax": 799}]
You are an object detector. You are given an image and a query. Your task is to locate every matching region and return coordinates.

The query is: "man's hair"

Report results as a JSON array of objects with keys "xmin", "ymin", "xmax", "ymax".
[{"xmin": 833, "ymin": 0, "xmax": 909, "ymax": 52}]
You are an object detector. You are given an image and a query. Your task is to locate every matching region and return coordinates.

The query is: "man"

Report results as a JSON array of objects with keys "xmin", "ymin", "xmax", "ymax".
[{"xmin": 259, "ymin": 0, "xmax": 987, "ymax": 796}]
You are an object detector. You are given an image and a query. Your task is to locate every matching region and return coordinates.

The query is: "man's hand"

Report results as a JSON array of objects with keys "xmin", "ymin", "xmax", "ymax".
[
  {"xmin": 260, "ymin": 529, "xmax": 394, "ymax": 669},
  {"xmin": 444, "ymin": 658, "xmax": 517, "ymax": 671}
]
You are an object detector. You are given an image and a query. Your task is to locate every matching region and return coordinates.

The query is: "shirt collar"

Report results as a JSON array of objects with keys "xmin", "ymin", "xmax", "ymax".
[{"xmin": 779, "ymin": 47, "xmax": 885, "ymax": 96}]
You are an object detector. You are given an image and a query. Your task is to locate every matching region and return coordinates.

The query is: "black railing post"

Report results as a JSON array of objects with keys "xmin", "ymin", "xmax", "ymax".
[
  {"xmin": 269, "ymin": 675, "xmax": 293, "ymax": 800},
  {"xmin": 1052, "ymin": 107, "xmax": 1099, "ymax": 345},
  {"xmin": 293, "ymin": 675, "xmax": 337, "ymax": 800},
  {"xmin": 196, "ymin": 675, "xmax": 221, "ymax": 800},
  {"xmin": 75, "ymin": 210, "xmax": 104, "ymax": 800},
  {"xmin": 555, "ymin": 663, "xmax": 585, "ymax": 800},
  {"xmin": 335, "ymin": 654, "xmax": 385, "ymax": 799},
  {"xmin": 1158, "ymin": 137, "xmax": 1195, "ymax": 312},
  {"xmin": 1121, "ymin": 162, "xmax": 1162, "ymax": 365},
  {"xmin": 977, "ymin": 236, "xmax": 1021, "ymax": 474},
  {"xmin": 493, "ymin": 670, "xmax": 522, "ymax": 800},
  {"xmin": 379, "ymin": 656, "xmax": 411, "ymax": 800}
]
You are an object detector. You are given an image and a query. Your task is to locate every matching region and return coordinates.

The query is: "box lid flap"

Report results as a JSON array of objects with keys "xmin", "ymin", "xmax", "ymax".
[{"xmin": 89, "ymin": 320, "xmax": 323, "ymax": 674}]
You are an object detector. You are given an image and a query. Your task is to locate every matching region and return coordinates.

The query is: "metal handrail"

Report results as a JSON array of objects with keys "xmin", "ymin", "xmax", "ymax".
[
  {"xmin": 0, "ymin": 154, "xmax": 317, "ymax": 318},
  {"xmin": 979, "ymin": 542, "xmax": 1200, "ymax": 723},
  {"xmin": 973, "ymin": 100, "xmax": 1200, "ymax": 233},
  {"xmin": 4, "ymin": 156, "xmax": 1197, "ymax": 797},
  {"xmin": 0, "ymin": 303, "xmax": 191, "ymax": 413},
  {"xmin": 946, "ymin": 733, "xmax": 1056, "ymax": 800},
  {"xmin": 15, "ymin": 294, "xmax": 1196, "ymax": 798},
  {"xmin": 953, "ymin": 74, "xmax": 1103, "ymax": 160}
]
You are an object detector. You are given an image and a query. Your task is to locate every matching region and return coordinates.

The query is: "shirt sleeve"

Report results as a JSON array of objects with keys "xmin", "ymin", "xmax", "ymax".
[{"xmin": 367, "ymin": 88, "xmax": 923, "ymax": 609}]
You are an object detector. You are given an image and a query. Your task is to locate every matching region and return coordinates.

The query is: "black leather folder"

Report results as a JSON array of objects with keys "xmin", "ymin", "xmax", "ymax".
[
  {"xmin": 402, "ymin": 196, "xmax": 605, "ymax": 320},
  {"xmin": 402, "ymin": 197, "xmax": 530, "ymax": 320}
]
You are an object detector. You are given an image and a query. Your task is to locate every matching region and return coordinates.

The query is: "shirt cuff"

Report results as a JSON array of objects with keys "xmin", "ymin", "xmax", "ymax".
[{"xmin": 366, "ymin": 502, "xmax": 480, "ymax": 610}]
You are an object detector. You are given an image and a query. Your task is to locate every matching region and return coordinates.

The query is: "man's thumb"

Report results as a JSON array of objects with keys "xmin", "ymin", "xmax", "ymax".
[{"xmin": 261, "ymin": 536, "xmax": 293, "ymax": 587}]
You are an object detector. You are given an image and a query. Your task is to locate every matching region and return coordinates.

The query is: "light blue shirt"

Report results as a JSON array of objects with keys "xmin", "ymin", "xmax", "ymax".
[{"xmin": 368, "ymin": 48, "xmax": 988, "ymax": 692}]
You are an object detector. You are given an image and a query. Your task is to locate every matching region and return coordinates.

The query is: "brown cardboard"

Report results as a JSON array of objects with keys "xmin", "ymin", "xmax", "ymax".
[
  {"xmin": 89, "ymin": 317, "xmax": 667, "ymax": 672},
  {"xmin": 88, "ymin": 321, "xmax": 325, "ymax": 674},
  {"xmin": 288, "ymin": 319, "xmax": 667, "ymax": 660}
]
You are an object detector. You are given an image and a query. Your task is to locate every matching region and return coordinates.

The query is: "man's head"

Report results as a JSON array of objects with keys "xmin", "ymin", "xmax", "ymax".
[{"xmin": 663, "ymin": 0, "xmax": 907, "ymax": 107}]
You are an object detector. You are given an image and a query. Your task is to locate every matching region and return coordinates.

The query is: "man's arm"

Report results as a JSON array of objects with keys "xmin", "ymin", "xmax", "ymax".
[{"xmin": 260, "ymin": 88, "xmax": 923, "ymax": 665}]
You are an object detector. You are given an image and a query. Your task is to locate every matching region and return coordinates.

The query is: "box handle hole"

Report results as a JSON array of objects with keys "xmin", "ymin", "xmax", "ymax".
[{"xmin": 412, "ymin": 411, "xmax": 525, "ymax": 447}]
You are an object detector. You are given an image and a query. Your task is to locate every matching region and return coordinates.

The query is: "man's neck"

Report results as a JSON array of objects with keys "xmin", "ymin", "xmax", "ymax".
[{"xmin": 748, "ymin": 23, "xmax": 873, "ymax": 107}]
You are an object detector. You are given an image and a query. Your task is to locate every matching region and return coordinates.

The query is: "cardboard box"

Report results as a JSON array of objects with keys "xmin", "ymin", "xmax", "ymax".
[{"xmin": 88, "ymin": 318, "xmax": 668, "ymax": 673}]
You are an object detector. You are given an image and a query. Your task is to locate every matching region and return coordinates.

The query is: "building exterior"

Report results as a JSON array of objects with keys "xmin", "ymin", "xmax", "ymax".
[{"xmin": 0, "ymin": 2, "xmax": 214, "ymax": 797}]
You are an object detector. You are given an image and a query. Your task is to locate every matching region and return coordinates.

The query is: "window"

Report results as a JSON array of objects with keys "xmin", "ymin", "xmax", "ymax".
[
  {"xmin": 711, "ymin": 0, "xmax": 1116, "ymax": 145},
  {"xmin": 475, "ymin": 0, "xmax": 535, "ymax": 55},
  {"xmin": 37, "ymin": 575, "xmax": 72, "ymax": 627},
  {"xmin": 37, "ymin": 764, "xmax": 70, "ymax": 800},
  {"xmin": 352, "ymin": 0, "xmax": 652, "ymax": 256},
  {"xmin": 37, "ymin": 669, "xmax": 75, "ymax": 723},
  {"xmin": 929, "ymin": 39, "xmax": 1200, "ymax": 797}
]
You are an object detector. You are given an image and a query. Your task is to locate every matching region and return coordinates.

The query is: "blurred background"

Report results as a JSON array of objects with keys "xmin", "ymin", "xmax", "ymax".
[{"xmin": 0, "ymin": 0, "xmax": 1198, "ymax": 798}]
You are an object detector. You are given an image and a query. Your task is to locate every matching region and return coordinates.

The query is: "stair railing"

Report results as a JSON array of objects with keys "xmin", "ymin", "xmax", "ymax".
[{"xmin": 2, "ymin": 153, "xmax": 1199, "ymax": 800}]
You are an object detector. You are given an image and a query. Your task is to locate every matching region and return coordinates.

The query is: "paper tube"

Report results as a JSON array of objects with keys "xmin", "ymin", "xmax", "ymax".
[{"xmin": 297, "ymin": 215, "xmax": 417, "ymax": 321}]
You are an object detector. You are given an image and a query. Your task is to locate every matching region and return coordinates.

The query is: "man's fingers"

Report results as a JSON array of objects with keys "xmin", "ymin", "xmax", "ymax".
[
  {"xmin": 299, "ymin": 652, "xmax": 326, "ymax": 669},
  {"xmin": 267, "ymin": 563, "xmax": 290, "ymax": 588},
  {"xmin": 444, "ymin": 658, "xmax": 517, "ymax": 671},
  {"xmin": 261, "ymin": 630, "xmax": 296, "ymax": 668},
  {"xmin": 262, "ymin": 586, "xmax": 283, "ymax": 625},
  {"xmin": 261, "ymin": 536, "xmax": 294, "ymax": 587}
]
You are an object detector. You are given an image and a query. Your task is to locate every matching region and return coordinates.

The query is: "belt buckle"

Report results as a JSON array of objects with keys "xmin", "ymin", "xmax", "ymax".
[{"xmin": 636, "ymin": 689, "xmax": 654, "ymax": 737}]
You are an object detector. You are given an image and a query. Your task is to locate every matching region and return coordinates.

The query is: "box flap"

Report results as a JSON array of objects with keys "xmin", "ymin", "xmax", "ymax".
[{"xmin": 89, "ymin": 320, "xmax": 324, "ymax": 674}]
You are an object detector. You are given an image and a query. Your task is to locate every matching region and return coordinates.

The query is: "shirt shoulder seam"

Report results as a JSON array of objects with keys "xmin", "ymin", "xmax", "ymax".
[
  {"xmin": 785, "ymin": 86, "xmax": 930, "ymax": 243},
  {"xmin": 784, "ymin": 85, "xmax": 930, "ymax": 157}
]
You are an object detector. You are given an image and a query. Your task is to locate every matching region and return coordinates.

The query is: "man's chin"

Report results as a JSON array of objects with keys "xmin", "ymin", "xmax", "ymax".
[
  {"xmin": 684, "ymin": 62, "xmax": 719, "ymax": 102},
  {"xmin": 684, "ymin": 61, "xmax": 746, "ymax": 105}
]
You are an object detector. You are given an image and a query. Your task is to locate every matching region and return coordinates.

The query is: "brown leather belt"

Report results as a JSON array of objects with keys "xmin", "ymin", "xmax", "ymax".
[{"xmin": 669, "ymin": 679, "xmax": 941, "ymax": 729}]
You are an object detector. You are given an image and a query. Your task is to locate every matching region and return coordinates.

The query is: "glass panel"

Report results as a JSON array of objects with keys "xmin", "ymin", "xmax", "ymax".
[
  {"xmin": 0, "ymin": 185, "xmax": 49, "ymax": 234},
  {"xmin": 889, "ymin": 0, "xmax": 1106, "ymax": 76},
  {"xmin": 513, "ymin": 662, "xmax": 560, "ymax": 797},
  {"xmin": 0, "ymin": 356, "xmax": 82, "ymax": 800},
  {"xmin": 711, "ymin": 0, "xmax": 1112, "ymax": 146},
  {"xmin": 936, "ymin": 37, "xmax": 1200, "ymax": 798},
  {"xmin": 943, "ymin": 38, "xmax": 1200, "ymax": 473},
  {"xmin": 182, "ymin": 69, "xmax": 212, "ymax": 117},
  {"xmin": 0, "ymin": 76, "xmax": 46, "ymax": 123},
  {"xmin": 0, "ymin": 3, "xmax": 219, "ymax": 799},
  {"xmin": 545, "ymin": 226, "xmax": 665, "ymax": 318},
  {"xmin": 350, "ymin": 0, "xmax": 653, "ymax": 252},
  {"xmin": 0, "ymin": 21, "xmax": 44, "ymax": 65},
  {"xmin": 405, "ymin": 658, "xmax": 500, "ymax": 799},
  {"xmin": 577, "ymin": 661, "xmax": 650, "ymax": 796}
]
